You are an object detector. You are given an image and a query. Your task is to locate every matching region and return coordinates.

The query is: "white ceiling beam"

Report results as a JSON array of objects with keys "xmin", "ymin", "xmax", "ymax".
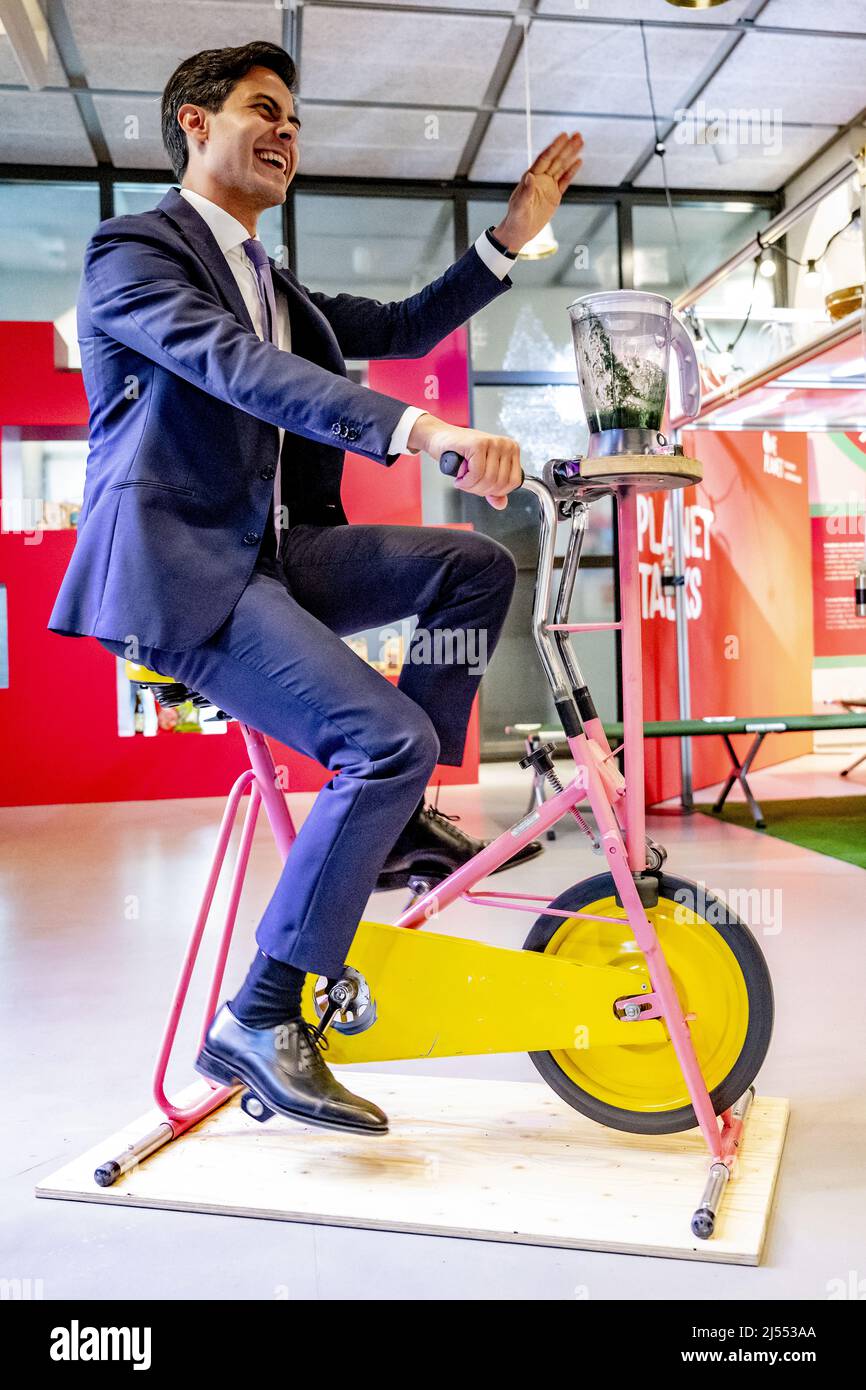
[{"xmin": 0, "ymin": 0, "xmax": 50, "ymax": 90}]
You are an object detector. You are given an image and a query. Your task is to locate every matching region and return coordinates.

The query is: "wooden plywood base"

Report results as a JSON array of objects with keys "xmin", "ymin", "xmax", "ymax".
[{"xmin": 36, "ymin": 1074, "xmax": 788, "ymax": 1264}]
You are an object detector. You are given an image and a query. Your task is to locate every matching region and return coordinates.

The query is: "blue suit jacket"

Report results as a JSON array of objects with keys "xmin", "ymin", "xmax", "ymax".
[{"xmin": 47, "ymin": 186, "xmax": 513, "ymax": 651}]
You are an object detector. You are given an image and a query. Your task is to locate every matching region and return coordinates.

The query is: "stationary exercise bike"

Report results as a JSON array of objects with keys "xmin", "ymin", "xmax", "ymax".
[{"xmin": 96, "ymin": 294, "xmax": 774, "ymax": 1240}]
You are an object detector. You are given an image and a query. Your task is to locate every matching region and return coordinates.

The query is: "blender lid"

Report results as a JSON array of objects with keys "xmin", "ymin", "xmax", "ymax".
[{"xmin": 566, "ymin": 289, "xmax": 675, "ymax": 312}]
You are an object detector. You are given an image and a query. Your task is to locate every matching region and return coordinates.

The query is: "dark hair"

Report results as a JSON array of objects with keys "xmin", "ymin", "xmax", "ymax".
[{"xmin": 161, "ymin": 41, "xmax": 298, "ymax": 181}]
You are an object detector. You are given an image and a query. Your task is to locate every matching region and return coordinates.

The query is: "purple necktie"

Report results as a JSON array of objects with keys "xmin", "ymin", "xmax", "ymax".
[{"xmin": 242, "ymin": 237, "xmax": 281, "ymax": 544}]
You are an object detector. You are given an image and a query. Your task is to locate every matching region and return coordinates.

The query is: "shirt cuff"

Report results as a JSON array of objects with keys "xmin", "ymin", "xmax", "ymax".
[
  {"xmin": 387, "ymin": 405, "xmax": 429, "ymax": 458},
  {"xmin": 473, "ymin": 229, "xmax": 515, "ymax": 280}
]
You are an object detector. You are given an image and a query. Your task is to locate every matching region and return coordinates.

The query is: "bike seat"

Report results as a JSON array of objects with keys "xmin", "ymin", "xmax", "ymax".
[{"xmin": 124, "ymin": 660, "xmax": 229, "ymax": 716}]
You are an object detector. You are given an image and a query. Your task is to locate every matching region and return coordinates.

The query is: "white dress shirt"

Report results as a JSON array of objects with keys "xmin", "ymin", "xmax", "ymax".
[{"xmin": 178, "ymin": 187, "xmax": 514, "ymax": 524}]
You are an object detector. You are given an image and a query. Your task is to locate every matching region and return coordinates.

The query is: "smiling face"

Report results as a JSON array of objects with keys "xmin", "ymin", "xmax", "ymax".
[{"xmin": 177, "ymin": 65, "xmax": 300, "ymax": 233}]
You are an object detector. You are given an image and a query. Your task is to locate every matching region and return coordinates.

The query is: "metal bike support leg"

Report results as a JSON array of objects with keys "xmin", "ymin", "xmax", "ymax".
[
  {"xmin": 607, "ymin": 489, "xmax": 759, "ymax": 1235},
  {"xmin": 94, "ymin": 724, "xmax": 298, "ymax": 1187}
]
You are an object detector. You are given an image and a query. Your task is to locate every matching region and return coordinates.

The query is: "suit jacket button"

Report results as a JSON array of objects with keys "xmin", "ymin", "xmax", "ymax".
[
  {"xmin": 260, "ymin": 467, "xmax": 276, "ymax": 480},
  {"xmin": 243, "ymin": 531, "xmax": 260, "ymax": 545}
]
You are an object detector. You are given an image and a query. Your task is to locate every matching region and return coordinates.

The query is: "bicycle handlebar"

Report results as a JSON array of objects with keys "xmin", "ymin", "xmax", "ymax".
[{"xmin": 440, "ymin": 450, "xmax": 526, "ymax": 488}]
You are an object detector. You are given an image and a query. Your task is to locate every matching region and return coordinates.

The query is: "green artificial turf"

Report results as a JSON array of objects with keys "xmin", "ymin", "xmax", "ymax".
[{"xmin": 697, "ymin": 797, "xmax": 866, "ymax": 871}]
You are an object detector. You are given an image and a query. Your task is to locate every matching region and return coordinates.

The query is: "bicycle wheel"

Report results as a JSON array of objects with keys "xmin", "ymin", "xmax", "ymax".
[{"xmin": 523, "ymin": 871, "xmax": 774, "ymax": 1135}]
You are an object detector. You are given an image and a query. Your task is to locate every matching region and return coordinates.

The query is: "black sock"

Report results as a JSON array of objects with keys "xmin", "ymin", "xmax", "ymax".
[{"xmin": 228, "ymin": 949, "xmax": 306, "ymax": 1028}]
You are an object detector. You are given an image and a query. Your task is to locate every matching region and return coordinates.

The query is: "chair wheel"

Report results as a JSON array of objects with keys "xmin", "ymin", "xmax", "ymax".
[{"xmin": 241, "ymin": 1090, "xmax": 274, "ymax": 1123}]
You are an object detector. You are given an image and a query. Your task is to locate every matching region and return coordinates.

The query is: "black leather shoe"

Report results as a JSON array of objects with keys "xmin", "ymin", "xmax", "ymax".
[
  {"xmin": 195, "ymin": 1004, "xmax": 388, "ymax": 1134},
  {"xmin": 374, "ymin": 800, "xmax": 543, "ymax": 890}
]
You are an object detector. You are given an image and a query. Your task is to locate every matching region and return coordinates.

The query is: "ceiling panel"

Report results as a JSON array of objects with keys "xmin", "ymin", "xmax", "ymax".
[
  {"xmin": 698, "ymin": 30, "xmax": 866, "ymax": 125},
  {"xmin": 0, "ymin": 27, "xmax": 68, "ymax": 86},
  {"xmin": 538, "ymin": 0, "xmax": 751, "ymax": 21},
  {"xmin": 64, "ymin": 0, "xmax": 282, "ymax": 92},
  {"xmin": 633, "ymin": 120, "xmax": 832, "ymax": 191},
  {"xmin": 299, "ymin": 6, "xmax": 512, "ymax": 106},
  {"xmin": 316, "ymin": 0, "xmax": 520, "ymax": 8},
  {"xmin": 472, "ymin": 110, "xmax": 654, "ymax": 185},
  {"xmin": 295, "ymin": 103, "xmax": 476, "ymax": 178},
  {"xmin": 0, "ymin": 91, "xmax": 96, "ymax": 164},
  {"xmin": 93, "ymin": 95, "xmax": 167, "ymax": 169},
  {"xmin": 498, "ymin": 19, "xmax": 733, "ymax": 119},
  {"xmin": 756, "ymin": 0, "xmax": 866, "ymax": 33}
]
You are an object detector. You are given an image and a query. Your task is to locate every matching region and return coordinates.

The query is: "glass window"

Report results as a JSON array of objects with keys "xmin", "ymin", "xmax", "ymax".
[
  {"xmin": 294, "ymin": 192, "xmax": 457, "ymax": 675},
  {"xmin": 0, "ymin": 181, "xmax": 100, "ymax": 323},
  {"xmin": 469, "ymin": 383, "xmax": 612, "ymax": 559},
  {"xmin": 632, "ymin": 201, "xmax": 768, "ymax": 306},
  {"xmin": 467, "ymin": 200, "xmax": 619, "ymax": 372},
  {"xmin": 1, "ymin": 427, "xmax": 88, "ymax": 534},
  {"xmin": 113, "ymin": 183, "xmax": 175, "ymax": 216},
  {"xmin": 473, "ymin": 381, "xmax": 588, "ymax": 474},
  {"xmin": 633, "ymin": 201, "xmax": 778, "ymax": 394},
  {"xmin": 467, "ymin": 390, "xmax": 616, "ymax": 747},
  {"xmin": 0, "ymin": 585, "xmax": 7, "ymax": 691},
  {"xmin": 482, "ymin": 565, "xmax": 618, "ymax": 754},
  {"xmin": 295, "ymin": 194, "xmax": 454, "ymax": 302}
]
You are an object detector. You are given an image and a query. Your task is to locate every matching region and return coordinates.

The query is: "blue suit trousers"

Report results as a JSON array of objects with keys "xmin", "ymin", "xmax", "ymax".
[{"xmin": 98, "ymin": 522, "xmax": 517, "ymax": 977}]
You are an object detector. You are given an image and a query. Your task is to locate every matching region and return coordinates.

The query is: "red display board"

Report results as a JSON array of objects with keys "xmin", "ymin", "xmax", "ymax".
[
  {"xmin": 0, "ymin": 322, "xmax": 478, "ymax": 806},
  {"xmin": 640, "ymin": 429, "xmax": 814, "ymax": 804},
  {"xmin": 811, "ymin": 514, "xmax": 866, "ymax": 657},
  {"xmin": 808, "ymin": 432, "xmax": 866, "ymax": 660}
]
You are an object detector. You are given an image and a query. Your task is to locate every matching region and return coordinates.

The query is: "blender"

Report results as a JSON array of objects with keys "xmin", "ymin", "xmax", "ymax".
[{"xmin": 568, "ymin": 290, "xmax": 701, "ymax": 460}]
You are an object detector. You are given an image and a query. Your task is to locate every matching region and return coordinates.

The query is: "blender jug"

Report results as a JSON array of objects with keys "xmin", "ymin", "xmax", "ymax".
[{"xmin": 568, "ymin": 291, "xmax": 701, "ymax": 457}]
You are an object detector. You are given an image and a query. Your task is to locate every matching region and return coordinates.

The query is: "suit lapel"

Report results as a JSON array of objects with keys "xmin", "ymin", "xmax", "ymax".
[
  {"xmin": 156, "ymin": 187, "xmax": 256, "ymax": 334},
  {"xmin": 156, "ymin": 187, "xmax": 344, "ymax": 372}
]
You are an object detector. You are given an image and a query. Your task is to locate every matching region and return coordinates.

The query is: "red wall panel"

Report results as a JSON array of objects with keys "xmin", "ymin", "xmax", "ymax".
[
  {"xmin": 0, "ymin": 322, "xmax": 478, "ymax": 806},
  {"xmin": 640, "ymin": 429, "xmax": 814, "ymax": 804}
]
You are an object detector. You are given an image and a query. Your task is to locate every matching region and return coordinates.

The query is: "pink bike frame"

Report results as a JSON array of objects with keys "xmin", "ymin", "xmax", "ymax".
[
  {"xmin": 148, "ymin": 481, "xmax": 741, "ymax": 1172},
  {"xmin": 392, "ymin": 484, "xmax": 739, "ymax": 1167},
  {"xmin": 148, "ymin": 728, "xmax": 299, "ymax": 1144}
]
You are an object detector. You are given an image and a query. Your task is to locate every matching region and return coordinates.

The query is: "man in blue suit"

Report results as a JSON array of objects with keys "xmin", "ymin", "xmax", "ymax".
[{"xmin": 49, "ymin": 41, "xmax": 584, "ymax": 1133}]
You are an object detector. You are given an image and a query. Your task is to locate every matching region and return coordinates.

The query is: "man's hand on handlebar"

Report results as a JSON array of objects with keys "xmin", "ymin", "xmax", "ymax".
[{"xmin": 406, "ymin": 413, "xmax": 522, "ymax": 510}]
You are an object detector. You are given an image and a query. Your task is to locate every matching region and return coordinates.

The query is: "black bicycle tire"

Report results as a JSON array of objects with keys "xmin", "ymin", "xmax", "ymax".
[{"xmin": 523, "ymin": 871, "xmax": 775, "ymax": 1135}]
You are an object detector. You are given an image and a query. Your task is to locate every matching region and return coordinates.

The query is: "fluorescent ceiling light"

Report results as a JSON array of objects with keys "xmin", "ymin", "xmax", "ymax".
[{"xmin": 0, "ymin": 0, "xmax": 49, "ymax": 90}]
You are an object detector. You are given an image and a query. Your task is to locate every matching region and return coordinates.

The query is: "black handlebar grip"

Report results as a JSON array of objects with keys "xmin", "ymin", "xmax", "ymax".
[
  {"xmin": 440, "ymin": 450, "xmax": 525, "ymax": 486},
  {"xmin": 440, "ymin": 450, "xmax": 465, "ymax": 477}
]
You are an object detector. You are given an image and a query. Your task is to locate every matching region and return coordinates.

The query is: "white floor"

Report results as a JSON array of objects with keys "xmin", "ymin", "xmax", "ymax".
[{"xmin": 2, "ymin": 751, "xmax": 865, "ymax": 1300}]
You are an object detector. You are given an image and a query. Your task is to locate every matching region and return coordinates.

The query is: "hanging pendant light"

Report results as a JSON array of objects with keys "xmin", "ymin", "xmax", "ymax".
[
  {"xmin": 665, "ymin": 0, "xmax": 733, "ymax": 9},
  {"xmin": 516, "ymin": 15, "xmax": 558, "ymax": 261},
  {"xmin": 519, "ymin": 222, "xmax": 560, "ymax": 260}
]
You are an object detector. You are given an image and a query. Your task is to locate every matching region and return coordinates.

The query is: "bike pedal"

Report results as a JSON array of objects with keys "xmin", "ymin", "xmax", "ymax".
[
  {"xmin": 240, "ymin": 1090, "xmax": 275, "ymax": 1123},
  {"xmin": 374, "ymin": 863, "xmax": 451, "ymax": 893}
]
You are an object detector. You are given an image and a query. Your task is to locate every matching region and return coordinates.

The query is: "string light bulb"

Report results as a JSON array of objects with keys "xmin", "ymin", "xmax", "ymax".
[
  {"xmin": 758, "ymin": 249, "xmax": 777, "ymax": 278},
  {"xmin": 804, "ymin": 258, "xmax": 821, "ymax": 287}
]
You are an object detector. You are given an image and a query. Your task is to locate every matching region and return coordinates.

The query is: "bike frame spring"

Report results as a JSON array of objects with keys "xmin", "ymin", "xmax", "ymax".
[{"xmin": 544, "ymin": 766, "xmax": 596, "ymax": 843}]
